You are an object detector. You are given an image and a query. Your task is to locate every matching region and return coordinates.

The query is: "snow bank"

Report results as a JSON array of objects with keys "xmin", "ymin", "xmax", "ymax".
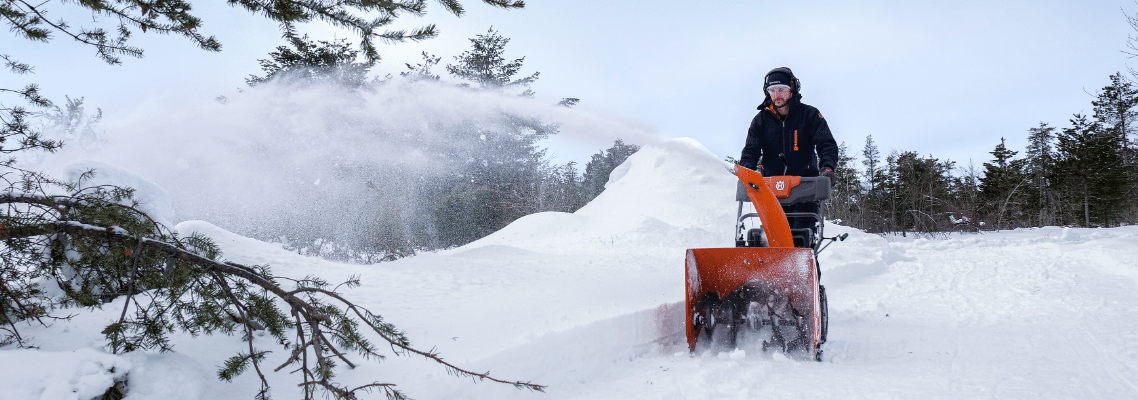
[{"xmin": 61, "ymin": 161, "xmax": 178, "ymax": 229}]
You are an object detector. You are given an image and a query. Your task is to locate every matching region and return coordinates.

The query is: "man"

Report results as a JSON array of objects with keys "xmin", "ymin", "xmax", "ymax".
[{"xmin": 739, "ymin": 67, "xmax": 839, "ymax": 231}]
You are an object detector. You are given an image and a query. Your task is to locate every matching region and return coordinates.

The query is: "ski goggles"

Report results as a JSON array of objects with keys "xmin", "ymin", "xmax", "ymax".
[{"xmin": 767, "ymin": 85, "xmax": 791, "ymax": 94}]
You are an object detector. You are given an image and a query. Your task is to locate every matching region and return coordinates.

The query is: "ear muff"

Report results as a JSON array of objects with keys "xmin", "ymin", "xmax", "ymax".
[{"xmin": 764, "ymin": 67, "xmax": 800, "ymax": 94}]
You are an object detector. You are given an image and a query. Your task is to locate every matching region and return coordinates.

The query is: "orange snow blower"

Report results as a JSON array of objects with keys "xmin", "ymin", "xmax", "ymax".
[{"xmin": 685, "ymin": 165, "xmax": 844, "ymax": 361}]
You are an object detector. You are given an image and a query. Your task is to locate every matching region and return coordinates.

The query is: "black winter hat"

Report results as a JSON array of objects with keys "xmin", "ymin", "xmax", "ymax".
[{"xmin": 765, "ymin": 70, "xmax": 794, "ymax": 90}]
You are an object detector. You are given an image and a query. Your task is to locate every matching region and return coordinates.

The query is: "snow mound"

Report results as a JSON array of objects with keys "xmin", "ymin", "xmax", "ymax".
[
  {"xmin": 460, "ymin": 138, "xmax": 738, "ymax": 252},
  {"xmin": 63, "ymin": 161, "xmax": 177, "ymax": 229}
]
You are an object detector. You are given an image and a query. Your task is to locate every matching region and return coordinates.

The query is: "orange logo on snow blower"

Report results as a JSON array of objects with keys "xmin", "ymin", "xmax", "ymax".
[{"xmin": 764, "ymin": 176, "xmax": 801, "ymax": 199}]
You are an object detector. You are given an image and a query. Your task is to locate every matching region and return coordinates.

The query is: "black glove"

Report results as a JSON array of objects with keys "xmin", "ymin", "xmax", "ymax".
[{"xmin": 820, "ymin": 167, "xmax": 835, "ymax": 180}]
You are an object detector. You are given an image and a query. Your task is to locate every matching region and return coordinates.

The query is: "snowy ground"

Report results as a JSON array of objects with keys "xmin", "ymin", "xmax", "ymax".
[{"xmin": 4, "ymin": 139, "xmax": 1137, "ymax": 399}]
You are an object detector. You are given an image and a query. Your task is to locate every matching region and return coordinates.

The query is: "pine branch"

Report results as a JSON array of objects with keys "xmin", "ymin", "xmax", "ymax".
[
  {"xmin": 481, "ymin": 0, "xmax": 524, "ymax": 8},
  {"xmin": 0, "ymin": 218, "xmax": 324, "ymax": 317},
  {"xmin": 210, "ymin": 271, "xmax": 272, "ymax": 393},
  {"xmin": 11, "ymin": 0, "xmax": 145, "ymax": 64},
  {"xmin": 436, "ymin": 0, "xmax": 463, "ymax": 15},
  {"xmin": 1, "ymin": 55, "xmax": 33, "ymax": 75}
]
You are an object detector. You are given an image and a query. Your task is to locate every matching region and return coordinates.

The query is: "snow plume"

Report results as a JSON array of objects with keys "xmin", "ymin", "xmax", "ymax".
[{"xmin": 32, "ymin": 78, "xmax": 658, "ymax": 259}]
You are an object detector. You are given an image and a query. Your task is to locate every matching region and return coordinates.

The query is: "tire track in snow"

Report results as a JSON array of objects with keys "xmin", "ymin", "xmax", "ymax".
[{"xmin": 873, "ymin": 230, "xmax": 1138, "ymax": 398}]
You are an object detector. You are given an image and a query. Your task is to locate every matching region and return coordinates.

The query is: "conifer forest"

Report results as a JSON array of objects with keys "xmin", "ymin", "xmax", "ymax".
[{"xmin": 826, "ymin": 71, "xmax": 1138, "ymax": 235}]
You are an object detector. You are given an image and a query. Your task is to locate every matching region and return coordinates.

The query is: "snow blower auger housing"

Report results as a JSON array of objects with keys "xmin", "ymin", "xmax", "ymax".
[{"xmin": 685, "ymin": 165, "xmax": 842, "ymax": 361}]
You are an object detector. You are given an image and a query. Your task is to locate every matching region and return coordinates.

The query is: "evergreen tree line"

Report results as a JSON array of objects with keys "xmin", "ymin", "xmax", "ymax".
[
  {"xmin": 242, "ymin": 30, "xmax": 640, "ymax": 261},
  {"xmin": 826, "ymin": 72, "xmax": 1138, "ymax": 235}
]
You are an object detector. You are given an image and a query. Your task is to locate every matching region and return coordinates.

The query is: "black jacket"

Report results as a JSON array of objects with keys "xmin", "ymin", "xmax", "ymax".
[{"xmin": 739, "ymin": 98, "xmax": 838, "ymax": 177}]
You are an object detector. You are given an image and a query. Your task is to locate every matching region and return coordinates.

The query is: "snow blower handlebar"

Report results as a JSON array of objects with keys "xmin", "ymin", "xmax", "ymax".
[
  {"xmin": 734, "ymin": 175, "xmax": 832, "ymax": 205},
  {"xmin": 732, "ymin": 165, "xmax": 834, "ymax": 248}
]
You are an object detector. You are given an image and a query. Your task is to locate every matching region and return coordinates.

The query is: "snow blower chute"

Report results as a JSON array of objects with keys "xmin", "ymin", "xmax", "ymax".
[{"xmin": 685, "ymin": 165, "xmax": 844, "ymax": 361}]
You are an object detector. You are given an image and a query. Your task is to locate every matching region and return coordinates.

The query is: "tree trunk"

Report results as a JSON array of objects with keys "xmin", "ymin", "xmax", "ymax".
[{"xmin": 1084, "ymin": 179, "xmax": 1090, "ymax": 227}]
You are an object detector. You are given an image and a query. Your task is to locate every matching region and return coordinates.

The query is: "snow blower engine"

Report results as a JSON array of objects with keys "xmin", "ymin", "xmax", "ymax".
[{"xmin": 685, "ymin": 165, "xmax": 847, "ymax": 361}]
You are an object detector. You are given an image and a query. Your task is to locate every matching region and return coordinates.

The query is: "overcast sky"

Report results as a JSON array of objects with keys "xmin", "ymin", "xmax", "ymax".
[{"xmin": 6, "ymin": 0, "xmax": 1137, "ymax": 168}]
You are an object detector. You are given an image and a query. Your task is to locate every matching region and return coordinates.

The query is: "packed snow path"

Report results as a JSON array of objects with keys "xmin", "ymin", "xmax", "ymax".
[{"xmin": 4, "ymin": 139, "xmax": 1137, "ymax": 399}]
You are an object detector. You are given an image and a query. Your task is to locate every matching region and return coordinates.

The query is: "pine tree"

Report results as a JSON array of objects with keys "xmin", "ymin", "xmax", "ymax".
[
  {"xmin": 949, "ymin": 161, "xmax": 983, "ymax": 231},
  {"xmin": 887, "ymin": 151, "xmax": 955, "ymax": 235},
  {"xmin": 539, "ymin": 161, "xmax": 587, "ymax": 213},
  {"xmin": 878, "ymin": 152, "xmax": 901, "ymax": 233},
  {"xmin": 1092, "ymin": 72, "xmax": 1138, "ymax": 165},
  {"xmin": 858, "ymin": 135, "xmax": 888, "ymax": 232},
  {"xmin": 1091, "ymin": 73, "xmax": 1138, "ymax": 222},
  {"xmin": 40, "ymin": 96, "xmax": 103, "ymax": 146},
  {"xmin": 424, "ymin": 27, "xmax": 561, "ymax": 247},
  {"xmin": 246, "ymin": 36, "xmax": 372, "ymax": 87},
  {"xmin": 978, "ymin": 138, "xmax": 1028, "ymax": 229},
  {"xmin": 446, "ymin": 27, "xmax": 540, "ymax": 96},
  {"xmin": 582, "ymin": 139, "xmax": 641, "ymax": 201},
  {"xmin": 1025, "ymin": 122, "xmax": 1057, "ymax": 226},
  {"xmin": 401, "ymin": 52, "xmax": 443, "ymax": 81},
  {"xmin": 426, "ymin": 113, "xmax": 559, "ymax": 247},
  {"xmin": 1052, "ymin": 114, "xmax": 1128, "ymax": 227},
  {"xmin": 828, "ymin": 142, "xmax": 861, "ymax": 226},
  {"xmin": 861, "ymin": 135, "xmax": 882, "ymax": 193},
  {"xmin": 406, "ymin": 28, "xmax": 582, "ymax": 249}
]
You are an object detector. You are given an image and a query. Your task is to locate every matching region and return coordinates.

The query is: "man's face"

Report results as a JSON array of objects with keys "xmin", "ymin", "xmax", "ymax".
[{"xmin": 767, "ymin": 85, "xmax": 792, "ymax": 108}]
